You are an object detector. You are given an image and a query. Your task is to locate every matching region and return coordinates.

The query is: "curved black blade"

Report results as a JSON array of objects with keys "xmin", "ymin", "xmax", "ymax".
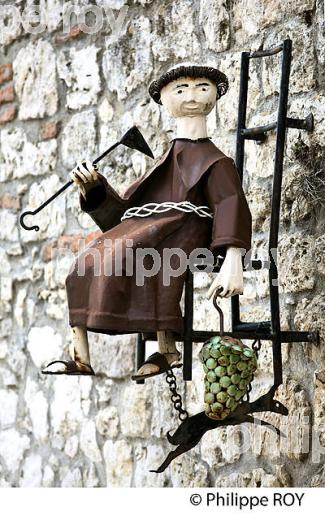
[{"xmin": 120, "ymin": 126, "xmax": 154, "ymax": 159}]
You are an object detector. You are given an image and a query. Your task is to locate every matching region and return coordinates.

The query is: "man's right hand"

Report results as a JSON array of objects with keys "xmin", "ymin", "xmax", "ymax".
[{"xmin": 70, "ymin": 159, "xmax": 99, "ymax": 197}]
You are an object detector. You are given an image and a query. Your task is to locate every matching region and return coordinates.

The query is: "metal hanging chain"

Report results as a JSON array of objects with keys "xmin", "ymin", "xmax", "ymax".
[{"xmin": 165, "ymin": 367, "xmax": 189, "ymax": 422}]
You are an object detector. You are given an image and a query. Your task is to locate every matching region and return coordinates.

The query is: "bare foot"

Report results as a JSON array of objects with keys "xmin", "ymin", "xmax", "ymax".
[
  {"xmin": 136, "ymin": 351, "xmax": 181, "ymax": 377},
  {"xmin": 42, "ymin": 360, "xmax": 94, "ymax": 374}
]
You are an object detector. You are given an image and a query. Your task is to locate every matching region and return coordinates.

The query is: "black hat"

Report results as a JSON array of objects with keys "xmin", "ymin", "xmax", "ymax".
[{"xmin": 148, "ymin": 63, "xmax": 229, "ymax": 105}]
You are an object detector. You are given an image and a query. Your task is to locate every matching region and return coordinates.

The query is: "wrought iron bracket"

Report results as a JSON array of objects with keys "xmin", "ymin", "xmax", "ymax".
[
  {"xmin": 241, "ymin": 113, "xmax": 314, "ymax": 144},
  {"xmin": 151, "ymin": 386, "xmax": 288, "ymax": 473}
]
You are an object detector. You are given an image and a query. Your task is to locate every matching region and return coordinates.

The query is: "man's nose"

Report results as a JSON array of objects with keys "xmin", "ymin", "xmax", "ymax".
[{"xmin": 183, "ymin": 87, "xmax": 197, "ymax": 102}]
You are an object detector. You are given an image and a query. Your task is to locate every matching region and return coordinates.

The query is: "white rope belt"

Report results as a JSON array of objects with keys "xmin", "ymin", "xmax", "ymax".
[{"xmin": 120, "ymin": 201, "xmax": 213, "ymax": 221}]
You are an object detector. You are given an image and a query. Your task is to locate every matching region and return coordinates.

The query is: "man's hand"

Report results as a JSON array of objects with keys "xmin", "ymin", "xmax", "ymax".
[
  {"xmin": 207, "ymin": 246, "xmax": 244, "ymax": 299},
  {"xmin": 70, "ymin": 159, "xmax": 99, "ymax": 198}
]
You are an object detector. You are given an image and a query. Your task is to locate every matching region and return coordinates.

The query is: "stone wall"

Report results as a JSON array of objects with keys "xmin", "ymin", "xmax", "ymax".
[{"xmin": 0, "ymin": 0, "xmax": 324, "ymax": 487}]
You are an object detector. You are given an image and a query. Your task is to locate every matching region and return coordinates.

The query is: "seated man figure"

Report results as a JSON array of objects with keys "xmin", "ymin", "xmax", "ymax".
[{"xmin": 42, "ymin": 63, "xmax": 252, "ymax": 380}]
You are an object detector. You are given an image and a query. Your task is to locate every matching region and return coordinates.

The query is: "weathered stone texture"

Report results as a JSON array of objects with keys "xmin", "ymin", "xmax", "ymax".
[
  {"xmin": 13, "ymin": 40, "xmax": 58, "ymax": 119},
  {"xmin": 0, "ymin": 0, "xmax": 323, "ymax": 489}
]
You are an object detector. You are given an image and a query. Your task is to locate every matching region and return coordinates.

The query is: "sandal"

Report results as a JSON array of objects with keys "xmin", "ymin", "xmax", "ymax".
[
  {"xmin": 131, "ymin": 352, "xmax": 182, "ymax": 381},
  {"xmin": 41, "ymin": 360, "xmax": 96, "ymax": 376}
]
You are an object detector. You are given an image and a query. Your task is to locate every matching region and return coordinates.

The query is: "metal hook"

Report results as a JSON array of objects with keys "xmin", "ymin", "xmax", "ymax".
[
  {"xmin": 212, "ymin": 287, "xmax": 224, "ymax": 335},
  {"xmin": 19, "ymin": 126, "xmax": 154, "ymax": 232}
]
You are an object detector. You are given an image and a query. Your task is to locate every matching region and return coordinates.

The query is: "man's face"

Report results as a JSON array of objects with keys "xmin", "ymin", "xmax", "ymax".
[{"xmin": 160, "ymin": 76, "xmax": 217, "ymax": 118}]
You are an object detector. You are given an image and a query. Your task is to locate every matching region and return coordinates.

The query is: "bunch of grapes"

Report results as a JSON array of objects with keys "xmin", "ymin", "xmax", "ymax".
[{"xmin": 199, "ymin": 336, "xmax": 257, "ymax": 420}]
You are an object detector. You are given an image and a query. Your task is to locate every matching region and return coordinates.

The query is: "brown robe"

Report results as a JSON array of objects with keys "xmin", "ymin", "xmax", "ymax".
[{"xmin": 65, "ymin": 137, "xmax": 252, "ymax": 335}]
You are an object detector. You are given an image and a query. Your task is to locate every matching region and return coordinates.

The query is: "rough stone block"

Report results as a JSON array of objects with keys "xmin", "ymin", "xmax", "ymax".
[
  {"xmin": 103, "ymin": 439, "xmax": 133, "ymax": 486},
  {"xmin": 57, "ymin": 46, "xmax": 101, "ymax": 109},
  {"xmin": 61, "ymin": 110, "xmax": 97, "ymax": 169},
  {"xmin": 120, "ymin": 385, "xmax": 151, "ymax": 438},
  {"xmin": 90, "ymin": 332, "xmax": 135, "ymax": 378},
  {"xmin": 0, "ymin": 429, "xmax": 30, "ymax": 474},
  {"xmin": 278, "ymin": 233, "xmax": 316, "ymax": 293},
  {"xmin": 13, "ymin": 40, "xmax": 58, "ymax": 119},
  {"xmin": 19, "ymin": 454, "xmax": 42, "ymax": 487},
  {"xmin": 80, "ymin": 420, "xmax": 102, "ymax": 462},
  {"xmin": 0, "ymin": 127, "xmax": 57, "ymax": 181},
  {"xmin": 95, "ymin": 406, "xmax": 119, "ymax": 438},
  {"xmin": 214, "ymin": 464, "xmax": 291, "ymax": 487},
  {"xmin": 24, "ymin": 377, "xmax": 48, "ymax": 442},
  {"xmin": 199, "ymin": 0, "xmax": 230, "ymax": 52}
]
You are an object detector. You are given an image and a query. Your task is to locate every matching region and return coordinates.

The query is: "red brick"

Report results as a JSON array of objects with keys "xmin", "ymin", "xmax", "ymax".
[
  {"xmin": 0, "ymin": 84, "xmax": 15, "ymax": 105},
  {"xmin": 57, "ymin": 232, "xmax": 102, "ymax": 253},
  {"xmin": 58, "ymin": 234, "xmax": 84, "ymax": 253},
  {"xmin": 0, "ymin": 105, "xmax": 16, "ymax": 125},
  {"xmin": 54, "ymin": 25, "xmax": 83, "ymax": 45},
  {"xmin": 40, "ymin": 121, "xmax": 59, "ymax": 140},
  {"xmin": 41, "ymin": 241, "xmax": 58, "ymax": 262},
  {"xmin": 41, "ymin": 232, "xmax": 102, "ymax": 261},
  {"xmin": 85, "ymin": 230, "xmax": 102, "ymax": 244},
  {"xmin": 0, "ymin": 193, "xmax": 20, "ymax": 210},
  {"xmin": 0, "ymin": 64, "xmax": 13, "ymax": 85}
]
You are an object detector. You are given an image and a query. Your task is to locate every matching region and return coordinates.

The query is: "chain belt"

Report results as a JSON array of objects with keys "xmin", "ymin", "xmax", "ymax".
[{"xmin": 120, "ymin": 201, "xmax": 213, "ymax": 221}]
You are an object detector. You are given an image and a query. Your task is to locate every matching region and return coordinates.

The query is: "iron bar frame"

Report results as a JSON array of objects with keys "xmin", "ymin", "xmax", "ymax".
[{"xmin": 136, "ymin": 38, "xmax": 319, "ymax": 389}]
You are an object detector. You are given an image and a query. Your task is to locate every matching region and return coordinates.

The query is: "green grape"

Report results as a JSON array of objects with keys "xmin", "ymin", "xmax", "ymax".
[
  {"xmin": 237, "ymin": 361, "xmax": 248, "ymax": 371},
  {"xmin": 220, "ymin": 376, "xmax": 232, "ymax": 388},
  {"xmin": 231, "ymin": 344, "xmax": 243, "ymax": 353},
  {"xmin": 211, "ymin": 336, "xmax": 221, "ymax": 346},
  {"xmin": 227, "ymin": 364, "xmax": 237, "ymax": 376},
  {"xmin": 206, "ymin": 358, "xmax": 217, "ymax": 370},
  {"xmin": 214, "ymin": 366, "xmax": 227, "ymax": 377},
  {"xmin": 231, "ymin": 374, "xmax": 241, "ymax": 385},
  {"xmin": 216, "ymin": 391, "xmax": 228, "ymax": 403},
  {"xmin": 227, "ymin": 385, "xmax": 238, "ymax": 396},
  {"xmin": 235, "ymin": 390, "xmax": 244, "ymax": 401},
  {"xmin": 226, "ymin": 397, "xmax": 236, "ymax": 409},
  {"xmin": 229, "ymin": 354, "xmax": 241, "ymax": 364},
  {"xmin": 220, "ymin": 345, "xmax": 231, "ymax": 356},
  {"xmin": 239, "ymin": 379, "xmax": 248, "ymax": 390},
  {"xmin": 211, "ymin": 402, "xmax": 224, "ymax": 413},
  {"xmin": 218, "ymin": 356, "xmax": 229, "ymax": 366},
  {"xmin": 207, "ymin": 370, "xmax": 217, "ymax": 383},
  {"xmin": 210, "ymin": 382, "xmax": 221, "ymax": 394},
  {"xmin": 204, "ymin": 392, "xmax": 215, "ymax": 404},
  {"xmin": 205, "ymin": 403, "xmax": 211, "ymax": 413},
  {"xmin": 241, "ymin": 369, "xmax": 250, "ymax": 379},
  {"xmin": 202, "ymin": 347, "xmax": 211, "ymax": 360},
  {"xmin": 210, "ymin": 346, "xmax": 221, "ymax": 359}
]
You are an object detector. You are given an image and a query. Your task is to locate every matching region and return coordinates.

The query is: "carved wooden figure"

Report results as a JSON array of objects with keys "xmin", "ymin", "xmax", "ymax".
[{"xmin": 42, "ymin": 63, "xmax": 252, "ymax": 379}]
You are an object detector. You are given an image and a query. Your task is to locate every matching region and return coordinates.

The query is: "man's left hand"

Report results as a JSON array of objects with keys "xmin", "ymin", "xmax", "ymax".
[{"xmin": 207, "ymin": 246, "xmax": 244, "ymax": 299}]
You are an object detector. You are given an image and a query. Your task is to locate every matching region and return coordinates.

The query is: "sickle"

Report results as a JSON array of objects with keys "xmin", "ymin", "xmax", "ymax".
[{"xmin": 19, "ymin": 126, "xmax": 154, "ymax": 232}]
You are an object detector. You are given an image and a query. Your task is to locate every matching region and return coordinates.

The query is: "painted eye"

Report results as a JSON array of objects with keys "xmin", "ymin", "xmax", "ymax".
[
  {"xmin": 202, "ymin": 87, "xmax": 207, "ymax": 91},
  {"xmin": 177, "ymin": 89, "xmax": 183, "ymax": 94}
]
